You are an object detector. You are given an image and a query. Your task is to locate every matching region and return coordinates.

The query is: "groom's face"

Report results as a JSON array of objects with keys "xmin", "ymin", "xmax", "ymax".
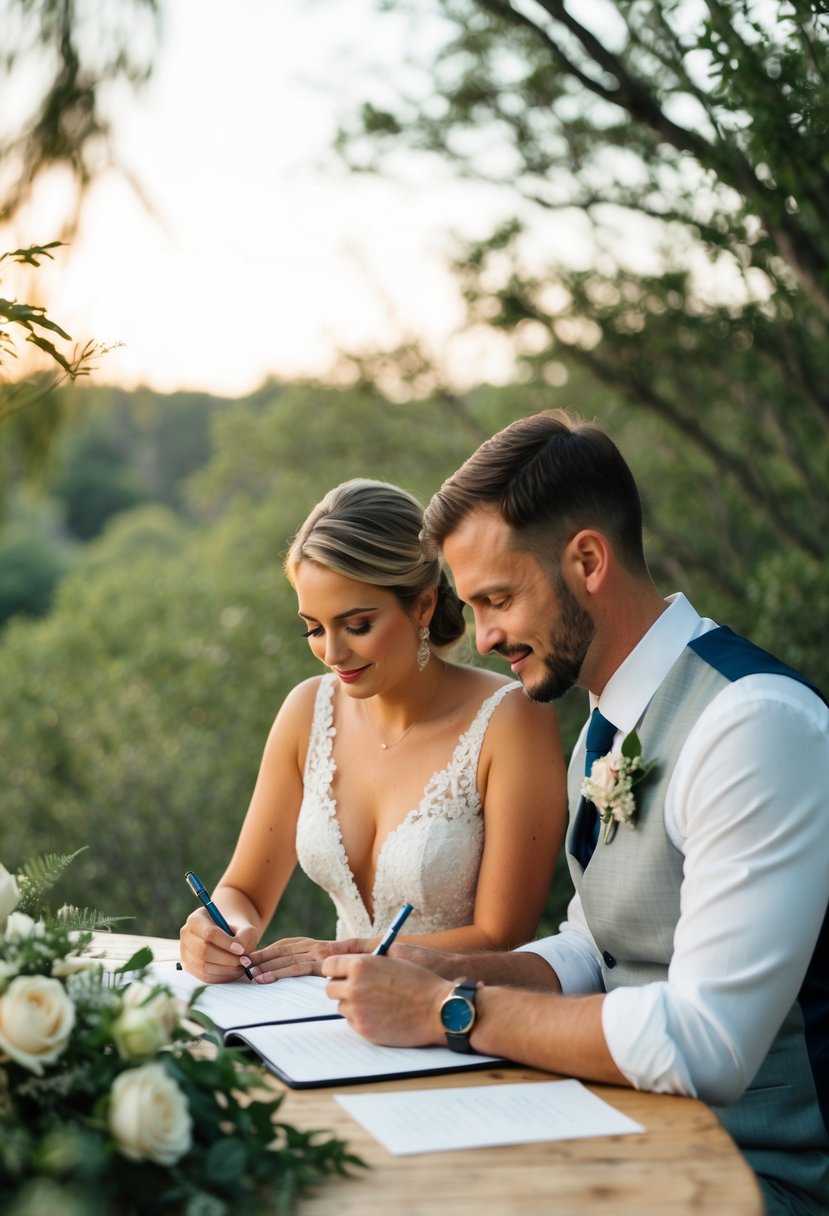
[{"xmin": 442, "ymin": 505, "xmax": 594, "ymax": 701}]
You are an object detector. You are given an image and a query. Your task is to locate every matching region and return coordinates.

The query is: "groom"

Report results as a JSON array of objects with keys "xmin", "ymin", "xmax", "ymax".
[{"xmin": 324, "ymin": 409, "xmax": 829, "ymax": 1216}]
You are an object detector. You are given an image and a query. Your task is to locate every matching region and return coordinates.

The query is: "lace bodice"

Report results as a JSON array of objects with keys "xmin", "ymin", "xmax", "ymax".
[{"xmin": 295, "ymin": 674, "xmax": 519, "ymax": 939}]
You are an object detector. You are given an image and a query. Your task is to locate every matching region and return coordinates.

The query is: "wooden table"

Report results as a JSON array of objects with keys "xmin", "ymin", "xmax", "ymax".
[{"xmin": 93, "ymin": 934, "xmax": 763, "ymax": 1215}]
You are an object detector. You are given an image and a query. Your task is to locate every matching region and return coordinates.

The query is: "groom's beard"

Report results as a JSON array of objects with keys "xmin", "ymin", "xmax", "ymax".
[{"xmin": 527, "ymin": 577, "xmax": 595, "ymax": 703}]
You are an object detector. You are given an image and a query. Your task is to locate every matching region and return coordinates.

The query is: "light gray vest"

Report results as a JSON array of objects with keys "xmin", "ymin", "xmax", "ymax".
[{"xmin": 565, "ymin": 647, "xmax": 829, "ymax": 1215}]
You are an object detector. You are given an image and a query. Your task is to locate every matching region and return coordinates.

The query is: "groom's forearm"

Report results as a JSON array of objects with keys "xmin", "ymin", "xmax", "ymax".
[{"xmin": 392, "ymin": 941, "xmax": 561, "ymax": 991}]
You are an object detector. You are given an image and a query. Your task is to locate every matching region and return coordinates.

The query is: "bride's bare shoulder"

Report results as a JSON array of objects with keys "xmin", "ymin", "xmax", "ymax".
[
  {"xmin": 450, "ymin": 662, "xmax": 518, "ymax": 699},
  {"xmin": 452, "ymin": 663, "xmax": 559, "ymax": 730}
]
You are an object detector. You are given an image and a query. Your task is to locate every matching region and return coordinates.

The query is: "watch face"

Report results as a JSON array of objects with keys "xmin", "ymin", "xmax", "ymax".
[{"xmin": 440, "ymin": 996, "xmax": 474, "ymax": 1034}]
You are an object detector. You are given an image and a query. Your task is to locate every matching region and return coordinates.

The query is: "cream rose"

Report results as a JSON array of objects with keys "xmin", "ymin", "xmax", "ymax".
[
  {"xmin": 112, "ymin": 982, "xmax": 181, "ymax": 1060},
  {"xmin": 586, "ymin": 754, "xmax": 621, "ymax": 804},
  {"xmin": 51, "ymin": 953, "xmax": 104, "ymax": 980},
  {"xmin": 122, "ymin": 982, "xmax": 181, "ymax": 1033},
  {"xmin": 0, "ymin": 864, "xmax": 19, "ymax": 931},
  {"xmin": 4, "ymin": 911, "xmax": 45, "ymax": 941},
  {"xmin": 0, "ymin": 975, "xmax": 76, "ymax": 1074},
  {"xmin": 109, "ymin": 1062, "xmax": 192, "ymax": 1165}
]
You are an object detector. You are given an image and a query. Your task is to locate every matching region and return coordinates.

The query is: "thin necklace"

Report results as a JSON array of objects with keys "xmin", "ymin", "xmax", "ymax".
[{"xmin": 363, "ymin": 663, "xmax": 448, "ymax": 750}]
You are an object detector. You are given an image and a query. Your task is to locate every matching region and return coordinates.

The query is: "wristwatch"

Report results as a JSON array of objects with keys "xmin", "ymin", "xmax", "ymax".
[{"xmin": 439, "ymin": 981, "xmax": 478, "ymax": 1053}]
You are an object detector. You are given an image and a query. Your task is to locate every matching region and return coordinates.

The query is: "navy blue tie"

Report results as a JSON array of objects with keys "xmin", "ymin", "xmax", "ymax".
[
  {"xmin": 585, "ymin": 708, "xmax": 617, "ymax": 782},
  {"xmin": 578, "ymin": 708, "xmax": 617, "ymax": 864}
]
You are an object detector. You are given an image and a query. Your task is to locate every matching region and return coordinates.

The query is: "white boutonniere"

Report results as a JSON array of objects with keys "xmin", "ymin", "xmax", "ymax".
[{"xmin": 581, "ymin": 729, "xmax": 656, "ymax": 844}]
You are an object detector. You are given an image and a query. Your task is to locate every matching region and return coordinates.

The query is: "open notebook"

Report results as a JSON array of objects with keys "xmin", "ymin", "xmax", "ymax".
[{"xmin": 151, "ymin": 962, "xmax": 504, "ymax": 1089}]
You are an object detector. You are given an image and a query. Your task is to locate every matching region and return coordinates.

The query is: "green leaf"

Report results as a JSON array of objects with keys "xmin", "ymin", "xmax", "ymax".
[
  {"xmin": 620, "ymin": 729, "xmax": 643, "ymax": 760},
  {"xmin": 204, "ymin": 1137, "xmax": 250, "ymax": 1184},
  {"xmin": 27, "ymin": 332, "xmax": 74, "ymax": 371},
  {"xmin": 0, "ymin": 242, "xmax": 64, "ymax": 267},
  {"xmin": 185, "ymin": 1008, "xmax": 225, "ymax": 1044},
  {"xmin": 115, "ymin": 946, "xmax": 153, "ymax": 973}
]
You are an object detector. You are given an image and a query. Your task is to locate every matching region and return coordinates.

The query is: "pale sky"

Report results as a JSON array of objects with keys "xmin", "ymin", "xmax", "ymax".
[
  {"xmin": 4, "ymin": 2, "xmax": 754, "ymax": 400},
  {"xmin": 8, "ymin": 0, "xmax": 559, "ymax": 398}
]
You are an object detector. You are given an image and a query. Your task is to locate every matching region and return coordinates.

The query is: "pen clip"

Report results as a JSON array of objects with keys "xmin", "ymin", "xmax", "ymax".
[{"xmin": 185, "ymin": 871, "xmax": 205, "ymax": 899}]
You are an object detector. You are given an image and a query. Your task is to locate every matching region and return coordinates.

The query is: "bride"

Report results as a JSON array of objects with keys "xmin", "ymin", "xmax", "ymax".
[{"xmin": 179, "ymin": 479, "xmax": 566, "ymax": 983}]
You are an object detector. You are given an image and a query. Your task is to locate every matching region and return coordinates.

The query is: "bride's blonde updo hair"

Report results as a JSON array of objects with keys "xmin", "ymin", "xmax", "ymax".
[{"xmin": 285, "ymin": 479, "xmax": 466, "ymax": 649}]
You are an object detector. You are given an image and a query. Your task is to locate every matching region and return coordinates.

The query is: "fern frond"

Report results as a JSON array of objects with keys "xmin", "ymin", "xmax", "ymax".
[
  {"xmin": 15, "ymin": 847, "xmax": 88, "ymax": 914},
  {"xmin": 58, "ymin": 909, "xmax": 134, "ymax": 932}
]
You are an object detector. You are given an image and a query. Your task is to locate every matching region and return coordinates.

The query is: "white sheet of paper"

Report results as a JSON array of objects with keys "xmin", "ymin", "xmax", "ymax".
[
  {"xmin": 233, "ymin": 1018, "xmax": 502, "ymax": 1085},
  {"xmin": 147, "ymin": 961, "xmax": 338, "ymax": 1030},
  {"xmin": 336, "ymin": 1080, "xmax": 645, "ymax": 1155}
]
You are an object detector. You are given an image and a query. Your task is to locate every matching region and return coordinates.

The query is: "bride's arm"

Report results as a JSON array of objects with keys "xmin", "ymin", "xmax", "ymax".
[
  {"xmin": 178, "ymin": 679, "xmax": 316, "ymax": 982},
  {"xmin": 404, "ymin": 690, "xmax": 565, "ymax": 952}
]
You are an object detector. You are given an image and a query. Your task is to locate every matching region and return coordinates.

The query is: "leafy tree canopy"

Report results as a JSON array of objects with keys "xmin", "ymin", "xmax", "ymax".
[
  {"xmin": 0, "ymin": 0, "xmax": 160, "ymax": 491},
  {"xmin": 0, "ymin": 243, "xmax": 108, "ymax": 487},
  {"xmin": 0, "ymin": 523, "xmax": 66, "ymax": 624},
  {"xmin": 0, "ymin": 0, "xmax": 159, "ymax": 228},
  {"xmin": 336, "ymin": 0, "xmax": 829, "ymax": 651}
]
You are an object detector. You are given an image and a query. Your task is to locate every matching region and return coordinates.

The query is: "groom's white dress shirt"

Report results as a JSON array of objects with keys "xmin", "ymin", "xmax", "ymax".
[{"xmin": 519, "ymin": 593, "xmax": 829, "ymax": 1104}]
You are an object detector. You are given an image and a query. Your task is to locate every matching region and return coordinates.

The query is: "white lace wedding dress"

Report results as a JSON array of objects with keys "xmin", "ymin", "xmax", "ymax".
[{"xmin": 295, "ymin": 674, "xmax": 519, "ymax": 938}]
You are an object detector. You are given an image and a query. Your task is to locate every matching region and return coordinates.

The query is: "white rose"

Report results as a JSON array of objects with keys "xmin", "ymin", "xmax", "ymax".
[
  {"xmin": 51, "ymin": 953, "xmax": 103, "ymax": 979},
  {"xmin": 112, "ymin": 983, "xmax": 181, "ymax": 1060},
  {"xmin": 0, "ymin": 975, "xmax": 76, "ymax": 1074},
  {"xmin": 4, "ymin": 912, "xmax": 45, "ymax": 941},
  {"xmin": 122, "ymin": 981, "xmax": 181, "ymax": 1033},
  {"xmin": 109, "ymin": 1061, "xmax": 192, "ymax": 1165},
  {"xmin": 0, "ymin": 864, "xmax": 20, "ymax": 931}
]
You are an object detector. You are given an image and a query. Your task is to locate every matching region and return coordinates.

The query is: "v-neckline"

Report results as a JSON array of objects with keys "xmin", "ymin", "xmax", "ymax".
[
  {"xmin": 324, "ymin": 680, "xmax": 458, "ymax": 925},
  {"xmin": 313, "ymin": 675, "xmax": 512, "ymax": 927}
]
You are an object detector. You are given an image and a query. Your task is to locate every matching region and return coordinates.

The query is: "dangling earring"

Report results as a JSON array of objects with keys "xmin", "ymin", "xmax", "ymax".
[{"xmin": 416, "ymin": 625, "xmax": 431, "ymax": 671}]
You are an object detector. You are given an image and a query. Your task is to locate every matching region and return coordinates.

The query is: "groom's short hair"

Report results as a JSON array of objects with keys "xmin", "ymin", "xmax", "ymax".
[{"xmin": 421, "ymin": 409, "xmax": 648, "ymax": 575}]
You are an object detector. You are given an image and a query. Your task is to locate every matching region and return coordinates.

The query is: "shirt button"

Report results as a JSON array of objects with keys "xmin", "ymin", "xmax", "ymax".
[{"xmin": 603, "ymin": 950, "xmax": 616, "ymax": 968}]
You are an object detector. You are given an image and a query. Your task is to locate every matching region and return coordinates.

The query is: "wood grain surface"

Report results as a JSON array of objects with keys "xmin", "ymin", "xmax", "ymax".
[{"xmin": 93, "ymin": 934, "xmax": 763, "ymax": 1215}]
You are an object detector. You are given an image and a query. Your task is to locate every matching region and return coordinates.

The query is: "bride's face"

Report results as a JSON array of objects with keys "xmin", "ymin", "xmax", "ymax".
[{"xmin": 293, "ymin": 560, "xmax": 421, "ymax": 695}]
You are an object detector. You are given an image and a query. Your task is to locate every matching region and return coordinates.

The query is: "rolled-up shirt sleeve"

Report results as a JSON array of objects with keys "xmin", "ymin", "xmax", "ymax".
[{"xmin": 515, "ymin": 891, "xmax": 605, "ymax": 995}]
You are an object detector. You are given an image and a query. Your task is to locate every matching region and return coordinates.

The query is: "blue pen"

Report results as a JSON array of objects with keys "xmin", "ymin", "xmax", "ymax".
[
  {"xmin": 185, "ymin": 870, "xmax": 255, "ymax": 981},
  {"xmin": 373, "ymin": 901, "xmax": 414, "ymax": 956}
]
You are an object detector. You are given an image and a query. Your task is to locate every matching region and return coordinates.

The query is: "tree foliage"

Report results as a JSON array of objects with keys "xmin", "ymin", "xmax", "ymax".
[
  {"xmin": 0, "ymin": 523, "xmax": 66, "ymax": 624},
  {"xmin": 0, "ymin": 0, "xmax": 160, "ymax": 490},
  {"xmin": 0, "ymin": 243, "xmax": 109, "ymax": 488},
  {"xmin": 336, "ymin": 0, "xmax": 829, "ymax": 661},
  {"xmin": 0, "ymin": 0, "xmax": 160, "ymax": 228},
  {"xmin": 50, "ymin": 414, "xmax": 149, "ymax": 539}
]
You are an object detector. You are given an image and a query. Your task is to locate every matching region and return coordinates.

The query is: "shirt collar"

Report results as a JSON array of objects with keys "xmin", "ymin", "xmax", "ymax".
[{"xmin": 590, "ymin": 593, "xmax": 713, "ymax": 735}]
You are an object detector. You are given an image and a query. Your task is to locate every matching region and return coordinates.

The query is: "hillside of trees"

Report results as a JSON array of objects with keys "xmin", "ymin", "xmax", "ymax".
[{"xmin": 0, "ymin": 372, "xmax": 822, "ymax": 938}]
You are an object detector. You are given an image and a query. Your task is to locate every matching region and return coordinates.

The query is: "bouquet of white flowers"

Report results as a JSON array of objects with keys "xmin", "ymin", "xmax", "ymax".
[{"xmin": 0, "ymin": 853, "xmax": 361, "ymax": 1216}]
